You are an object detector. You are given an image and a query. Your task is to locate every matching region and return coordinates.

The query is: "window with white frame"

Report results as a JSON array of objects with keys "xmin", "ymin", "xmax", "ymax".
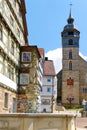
[
  {"xmin": 11, "ymin": 41, "xmax": 14, "ymax": 55},
  {"xmin": 12, "ymin": 98, "xmax": 16, "ymax": 112},
  {"xmin": 2, "ymin": 57, "xmax": 5, "ymax": 75},
  {"xmin": 83, "ymin": 88, "xmax": 87, "ymax": 93},
  {"xmin": 47, "ymin": 87, "xmax": 51, "ymax": 92},
  {"xmin": 19, "ymin": 8, "xmax": 22, "ymax": 18},
  {"xmin": 22, "ymin": 52, "xmax": 31, "ymax": 62},
  {"xmin": 8, "ymin": 64, "xmax": 14, "ymax": 80},
  {"xmin": 20, "ymin": 73, "xmax": 29, "ymax": 84},
  {"xmin": 17, "ymin": 28, "xmax": 20, "ymax": 37},
  {"xmin": 13, "ymin": 0, "xmax": 16, "ymax": 7},
  {"xmin": 10, "ymin": 15, "xmax": 14, "ymax": 26},
  {"xmin": 41, "ymin": 99, "xmax": 50, "ymax": 105},
  {"xmin": 47, "ymin": 78, "xmax": 51, "ymax": 82},
  {"xmin": 4, "ymin": 92, "xmax": 8, "ymax": 108}
]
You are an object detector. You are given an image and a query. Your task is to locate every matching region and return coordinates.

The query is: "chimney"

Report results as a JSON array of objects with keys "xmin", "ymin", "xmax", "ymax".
[{"xmin": 45, "ymin": 57, "xmax": 48, "ymax": 61}]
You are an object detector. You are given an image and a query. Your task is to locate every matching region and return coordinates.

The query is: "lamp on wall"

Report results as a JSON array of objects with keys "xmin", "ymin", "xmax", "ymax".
[{"xmin": 66, "ymin": 97, "xmax": 74, "ymax": 108}]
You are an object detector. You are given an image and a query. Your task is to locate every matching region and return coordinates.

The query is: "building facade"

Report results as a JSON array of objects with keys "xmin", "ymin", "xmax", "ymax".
[
  {"xmin": 41, "ymin": 57, "xmax": 56, "ymax": 112},
  {"xmin": 57, "ymin": 9, "xmax": 87, "ymax": 107},
  {"xmin": 0, "ymin": 0, "xmax": 28, "ymax": 113},
  {"xmin": 38, "ymin": 48, "xmax": 44, "ymax": 111},
  {"xmin": 0, "ymin": 0, "xmax": 57, "ymax": 113},
  {"xmin": 17, "ymin": 45, "xmax": 42, "ymax": 113}
]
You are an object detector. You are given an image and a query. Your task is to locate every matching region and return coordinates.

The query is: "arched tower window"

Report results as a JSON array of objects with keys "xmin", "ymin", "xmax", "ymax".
[
  {"xmin": 68, "ymin": 39, "xmax": 73, "ymax": 45},
  {"xmin": 69, "ymin": 61, "xmax": 72, "ymax": 70},
  {"xmin": 69, "ymin": 51, "xmax": 72, "ymax": 59}
]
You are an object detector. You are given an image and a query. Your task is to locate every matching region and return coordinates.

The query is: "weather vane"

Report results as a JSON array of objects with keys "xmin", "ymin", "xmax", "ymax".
[
  {"xmin": 70, "ymin": 2, "xmax": 73, "ymax": 8},
  {"xmin": 69, "ymin": 2, "xmax": 73, "ymax": 18},
  {"xmin": 70, "ymin": 3, "xmax": 72, "ymax": 7}
]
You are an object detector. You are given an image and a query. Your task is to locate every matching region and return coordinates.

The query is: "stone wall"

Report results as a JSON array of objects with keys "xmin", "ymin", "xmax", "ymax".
[
  {"xmin": 0, "ymin": 113, "xmax": 76, "ymax": 130},
  {"xmin": 79, "ymin": 56, "xmax": 87, "ymax": 103}
]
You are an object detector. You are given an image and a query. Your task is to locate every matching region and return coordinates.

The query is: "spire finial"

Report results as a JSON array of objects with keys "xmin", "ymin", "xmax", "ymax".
[
  {"xmin": 69, "ymin": 3, "xmax": 72, "ymax": 18},
  {"xmin": 67, "ymin": 2, "xmax": 74, "ymax": 24}
]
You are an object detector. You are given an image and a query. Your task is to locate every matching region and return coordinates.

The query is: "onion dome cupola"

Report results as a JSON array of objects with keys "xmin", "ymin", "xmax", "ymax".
[{"xmin": 61, "ymin": 7, "xmax": 80, "ymax": 48}]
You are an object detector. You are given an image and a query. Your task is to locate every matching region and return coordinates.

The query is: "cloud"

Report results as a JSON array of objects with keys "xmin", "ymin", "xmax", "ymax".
[
  {"xmin": 45, "ymin": 48, "xmax": 87, "ymax": 74},
  {"xmin": 79, "ymin": 52, "xmax": 87, "ymax": 61},
  {"xmin": 45, "ymin": 48, "xmax": 62, "ymax": 73}
]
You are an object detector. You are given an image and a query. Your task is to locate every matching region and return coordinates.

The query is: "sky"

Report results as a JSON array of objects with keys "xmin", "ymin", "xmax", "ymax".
[{"xmin": 25, "ymin": 0, "xmax": 87, "ymax": 73}]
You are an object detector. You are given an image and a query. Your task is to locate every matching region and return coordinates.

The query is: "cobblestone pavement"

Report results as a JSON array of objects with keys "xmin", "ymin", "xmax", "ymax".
[{"xmin": 76, "ymin": 117, "xmax": 87, "ymax": 130}]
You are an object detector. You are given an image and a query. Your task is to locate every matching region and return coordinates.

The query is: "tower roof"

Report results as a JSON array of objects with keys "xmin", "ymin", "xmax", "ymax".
[
  {"xmin": 62, "ymin": 6, "xmax": 79, "ymax": 32},
  {"xmin": 61, "ymin": 6, "xmax": 80, "ymax": 37}
]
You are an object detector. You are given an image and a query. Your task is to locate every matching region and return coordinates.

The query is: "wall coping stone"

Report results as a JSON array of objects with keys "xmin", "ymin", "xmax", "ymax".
[{"xmin": 0, "ymin": 113, "xmax": 76, "ymax": 118}]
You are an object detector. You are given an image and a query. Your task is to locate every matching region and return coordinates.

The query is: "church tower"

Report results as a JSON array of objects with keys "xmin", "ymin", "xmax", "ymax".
[{"xmin": 61, "ymin": 8, "xmax": 80, "ymax": 107}]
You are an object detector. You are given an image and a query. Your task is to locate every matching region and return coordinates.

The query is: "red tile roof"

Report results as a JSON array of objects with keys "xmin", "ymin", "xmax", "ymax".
[
  {"xmin": 44, "ymin": 60, "xmax": 56, "ymax": 76},
  {"xmin": 25, "ymin": 43, "xmax": 29, "ymax": 46},
  {"xmin": 38, "ymin": 48, "xmax": 44, "ymax": 57}
]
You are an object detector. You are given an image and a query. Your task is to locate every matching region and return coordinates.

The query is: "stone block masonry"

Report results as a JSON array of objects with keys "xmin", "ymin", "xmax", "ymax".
[{"xmin": 0, "ymin": 113, "xmax": 76, "ymax": 130}]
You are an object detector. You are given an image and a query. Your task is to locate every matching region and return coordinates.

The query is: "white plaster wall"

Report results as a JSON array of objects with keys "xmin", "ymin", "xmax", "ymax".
[{"xmin": 0, "ymin": 73, "xmax": 17, "ymax": 90}]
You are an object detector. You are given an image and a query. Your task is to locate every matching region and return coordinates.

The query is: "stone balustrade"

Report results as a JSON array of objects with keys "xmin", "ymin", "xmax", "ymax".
[{"xmin": 0, "ymin": 113, "xmax": 76, "ymax": 130}]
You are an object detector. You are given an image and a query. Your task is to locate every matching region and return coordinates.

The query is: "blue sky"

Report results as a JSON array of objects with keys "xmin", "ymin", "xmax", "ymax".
[{"xmin": 25, "ymin": 0, "xmax": 87, "ymax": 72}]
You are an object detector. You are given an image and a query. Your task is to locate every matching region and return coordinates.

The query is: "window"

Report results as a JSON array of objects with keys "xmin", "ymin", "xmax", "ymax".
[
  {"xmin": 69, "ymin": 39, "xmax": 73, "ymax": 45},
  {"xmin": 20, "ymin": 73, "xmax": 29, "ymax": 84},
  {"xmin": 0, "ymin": 24, "xmax": 2, "ymax": 40},
  {"xmin": 47, "ymin": 78, "xmax": 51, "ymax": 82},
  {"xmin": 68, "ymin": 31, "xmax": 74, "ymax": 35},
  {"xmin": 19, "ymin": 9, "xmax": 22, "ymax": 18},
  {"xmin": 8, "ymin": 64, "xmax": 14, "ymax": 80},
  {"xmin": 41, "ymin": 99, "xmax": 50, "ymax": 105},
  {"xmin": 10, "ymin": 15, "xmax": 14, "ymax": 26},
  {"xmin": 13, "ymin": 0, "xmax": 16, "ymax": 6},
  {"xmin": 69, "ymin": 51, "xmax": 72, "ymax": 59},
  {"xmin": 22, "ymin": 52, "xmax": 31, "ymax": 62},
  {"xmin": 17, "ymin": 28, "xmax": 20, "ymax": 37},
  {"xmin": 12, "ymin": 98, "xmax": 16, "ymax": 112},
  {"xmin": 69, "ymin": 61, "xmax": 72, "ymax": 70},
  {"xmin": 11, "ymin": 41, "xmax": 14, "ymax": 55},
  {"xmin": 4, "ymin": 93, "xmax": 8, "ymax": 108},
  {"xmin": 47, "ymin": 87, "xmax": 51, "ymax": 92},
  {"xmin": 83, "ymin": 88, "xmax": 87, "ymax": 93},
  {"xmin": 43, "ymin": 108, "xmax": 46, "ymax": 112},
  {"xmin": 2, "ymin": 57, "xmax": 5, "ymax": 74}
]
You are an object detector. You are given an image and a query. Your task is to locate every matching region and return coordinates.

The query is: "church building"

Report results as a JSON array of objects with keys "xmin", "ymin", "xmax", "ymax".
[{"xmin": 57, "ymin": 8, "xmax": 87, "ymax": 107}]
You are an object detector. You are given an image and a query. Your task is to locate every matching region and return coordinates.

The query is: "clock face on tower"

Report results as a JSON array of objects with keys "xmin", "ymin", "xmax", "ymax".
[{"xmin": 67, "ymin": 78, "xmax": 74, "ymax": 86}]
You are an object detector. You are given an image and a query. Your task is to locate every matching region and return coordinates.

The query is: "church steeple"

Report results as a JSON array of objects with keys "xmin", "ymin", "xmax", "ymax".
[
  {"xmin": 61, "ymin": 6, "xmax": 80, "ymax": 48},
  {"xmin": 61, "ymin": 5, "xmax": 80, "ymax": 107}
]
